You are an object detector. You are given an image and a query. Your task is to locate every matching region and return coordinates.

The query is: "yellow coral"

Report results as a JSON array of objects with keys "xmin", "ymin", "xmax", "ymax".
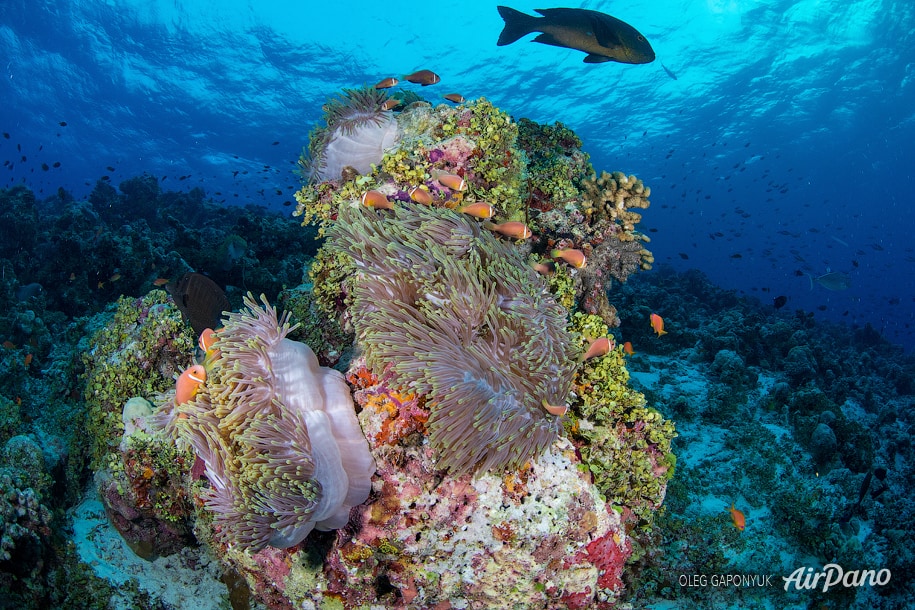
[{"xmin": 581, "ymin": 170, "xmax": 654, "ymax": 269}]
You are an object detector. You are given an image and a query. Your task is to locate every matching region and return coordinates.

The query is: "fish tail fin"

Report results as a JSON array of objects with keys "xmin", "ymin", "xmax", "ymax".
[{"xmin": 496, "ymin": 6, "xmax": 537, "ymax": 46}]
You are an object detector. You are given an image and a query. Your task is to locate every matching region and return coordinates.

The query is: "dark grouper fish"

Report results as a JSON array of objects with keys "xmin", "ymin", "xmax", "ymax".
[{"xmin": 496, "ymin": 6, "xmax": 655, "ymax": 64}]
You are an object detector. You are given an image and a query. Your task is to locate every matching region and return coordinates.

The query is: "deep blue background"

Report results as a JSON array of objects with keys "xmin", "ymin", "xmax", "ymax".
[{"xmin": 2, "ymin": 0, "xmax": 913, "ymax": 350}]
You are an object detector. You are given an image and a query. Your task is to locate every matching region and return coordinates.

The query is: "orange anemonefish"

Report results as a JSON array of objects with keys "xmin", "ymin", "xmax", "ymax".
[
  {"xmin": 532, "ymin": 261, "xmax": 556, "ymax": 276},
  {"xmin": 362, "ymin": 190, "xmax": 394, "ymax": 210},
  {"xmin": 650, "ymin": 313, "xmax": 667, "ymax": 336},
  {"xmin": 551, "ymin": 248, "xmax": 587, "ymax": 269},
  {"xmin": 381, "ymin": 98, "xmax": 401, "ymax": 111},
  {"xmin": 374, "ymin": 77, "xmax": 399, "ymax": 89},
  {"xmin": 409, "ymin": 186, "xmax": 434, "ymax": 205},
  {"xmin": 728, "ymin": 503, "xmax": 746, "ymax": 531},
  {"xmin": 458, "ymin": 202, "xmax": 494, "ymax": 219},
  {"xmin": 198, "ymin": 328, "xmax": 218, "ymax": 352},
  {"xmin": 483, "ymin": 221, "xmax": 532, "ymax": 240},
  {"xmin": 580, "ymin": 337, "xmax": 612, "ymax": 361},
  {"xmin": 623, "ymin": 341, "xmax": 636, "ymax": 356},
  {"xmin": 176, "ymin": 364, "xmax": 207, "ymax": 405},
  {"xmin": 437, "ymin": 173, "xmax": 467, "ymax": 192},
  {"xmin": 443, "ymin": 93, "xmax": 465, "ymax": 103},
  {"xmin": 541, "ymin": 398, "xmax": 568, "ymax": 416},
  {"xmin": 404, "ymin": 69, "xmax": 440, "ymax": 86}
]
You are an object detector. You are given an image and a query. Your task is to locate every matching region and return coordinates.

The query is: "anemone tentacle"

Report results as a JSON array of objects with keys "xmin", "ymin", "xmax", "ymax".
[
  {"xmin": 329, "ymin": 201, "xmax": 577, "ymax": 475},
  {"xmin": 159, "ymin": 293, "xmax": 374, "ymax": 550}
]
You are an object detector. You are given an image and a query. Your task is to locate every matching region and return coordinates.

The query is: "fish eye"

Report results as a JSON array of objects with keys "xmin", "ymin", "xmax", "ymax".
[{"xmin": 637, "ymin": 35, "xmax": 644, "ymax": 41}]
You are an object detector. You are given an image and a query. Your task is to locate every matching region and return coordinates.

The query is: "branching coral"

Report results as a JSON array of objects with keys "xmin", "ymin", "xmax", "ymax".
[
  {"xmin": 579, "ymin": 171, "xmax": 654, "ymax": 271},
  {"xmin": 582, "ymin": 171, "xmax": 650, "ymax": 236},
  {"xmin": 156, "ymin": 294, "xmax": 375, "ymax": 551},
  {"xmin": 328, "ymin": 201, "xmax": 578, "ymax": 474}
]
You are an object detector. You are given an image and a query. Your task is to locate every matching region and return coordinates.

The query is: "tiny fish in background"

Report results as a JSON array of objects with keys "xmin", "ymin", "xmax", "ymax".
[
  {"xmin": 773, "ymin": 295, "xmax": 788, "ymax": 309},
  {"xmin": 650, "ymin": 313, "xmax": 667, "ymax": 336},
  {"xmin": 443, "ymin": 93, "xmax": 465, "ymax": 103},
  {"xmin": 496, "ymin": 6, "xmax": 655, "ymax": 65},
  {"xmin": 623, "ymin": 341, "xmax": 636, "ymax": 356}
]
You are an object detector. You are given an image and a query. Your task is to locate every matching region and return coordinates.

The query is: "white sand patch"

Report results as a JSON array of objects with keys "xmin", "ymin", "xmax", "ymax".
[{"xmin": 70, "ymin": 486, "xmax": 229, "ymax": 610}]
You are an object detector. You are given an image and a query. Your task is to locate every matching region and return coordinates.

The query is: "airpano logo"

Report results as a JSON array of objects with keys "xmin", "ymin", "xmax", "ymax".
[{"xmin": 782, "ymin": 564, "xmax": 891, "ymax": 592}]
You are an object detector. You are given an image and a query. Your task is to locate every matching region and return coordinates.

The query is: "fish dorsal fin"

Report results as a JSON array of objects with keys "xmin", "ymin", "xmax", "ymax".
[{"xmin": 591, "ymin": 14, "xmax": 624, "ymax": 49}]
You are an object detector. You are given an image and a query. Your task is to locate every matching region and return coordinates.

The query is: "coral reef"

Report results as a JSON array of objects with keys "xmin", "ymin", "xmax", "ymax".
[
  {"xmin": 293, "ymin": 97, "xmax": 525, "ymax": 236},
  {"xmin": 329, "ymin": 201, "xmax": 578, "ymax": 474},
  {"xmin": 95, "ymin": 400, "xmax": 196, "ymax": 560},
  {"xmin": 217, "ymin": 365, "xmax": 632, "ymax": 609},
  {"xmin": 611, "ymin": 266, "xmax": 915, "ymax": 607},
  {"xmin": 276, "ymin": 282, "xmax": 353, "ymax": 367},
  {"xmin": 0, "ymin": 435, "xmax": 52, "ymax": 564},
  {"xmin": 81, "ymin": 292, "xmax": 195, "ymax": 469},
  {"xmin": 0, "ymin": 180, "xmax": 315, "ymax": 324},
  {"xmin": 291, "ymin": 93, "xmax": 654, "ymax": 332},
  {"xmin": 566, "ymin": 313, "xmax": 676, "ymax": 528},
  {"xmin": 154, "ymin": 294, "xmax": 375, "ymax": 551},
  {"xmin": 516, "ymin": 118, "xmax": 592, "ymax": 210}
]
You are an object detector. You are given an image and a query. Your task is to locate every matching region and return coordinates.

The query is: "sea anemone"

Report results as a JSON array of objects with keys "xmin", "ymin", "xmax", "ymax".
[
  {"xmin": 299, "ymin": 87, "xmax": 401, "ymax": 183},
  {"xmin": 329, "ymin": 201, "xmax": 579, "ymax": 474},
  {"xmin": 157, "ymin": 294, "xmax": 375, "ymax": 550}
]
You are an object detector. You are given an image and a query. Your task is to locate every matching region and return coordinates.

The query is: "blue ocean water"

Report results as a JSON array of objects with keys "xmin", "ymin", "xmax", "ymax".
[{"xmin": 2, "ymin": 0, "xmax": 912, "ymax": 351}]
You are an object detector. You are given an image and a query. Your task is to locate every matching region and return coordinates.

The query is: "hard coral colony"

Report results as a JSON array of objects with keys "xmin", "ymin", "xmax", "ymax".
[{"xmin": 156, "ymin": 294, "xmax": 375, "ymax": 550}]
